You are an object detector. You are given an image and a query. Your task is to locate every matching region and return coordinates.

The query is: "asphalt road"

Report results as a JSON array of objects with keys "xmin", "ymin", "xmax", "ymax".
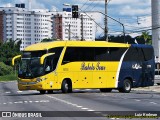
[{"xmin": 0, "ymin": 81, "xmax": 160, "ymax": 120}]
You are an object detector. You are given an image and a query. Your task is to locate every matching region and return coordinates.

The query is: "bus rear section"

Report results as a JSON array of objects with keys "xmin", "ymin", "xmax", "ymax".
[{"xmin": 117, "ymin": 44, "xmax": 155, "ymax": 92}]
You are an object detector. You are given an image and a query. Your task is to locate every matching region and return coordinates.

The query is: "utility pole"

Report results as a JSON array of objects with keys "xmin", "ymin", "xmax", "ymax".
[
  {"xmin": 105, "ymin": 0, "xmax": 108, "ymax": 41},
  {"xmin": 81, "ymin": 14, "xmax": 84, "ymax": 41}
]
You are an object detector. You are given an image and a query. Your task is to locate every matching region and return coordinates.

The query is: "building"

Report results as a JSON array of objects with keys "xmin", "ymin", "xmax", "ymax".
[
  {"xmin": 0, "ymin": 5, "xmax": 96, "ymax": 50},
  {"xmin": 152, "ymin": 0, "xmax": 160, "ymax": 61},
  {"xmin": 0, "ymin": 6, "xmax": 52, "ymax": 50},
  {"xmin": 52, "ymin": 9, "xmax": 96, "ymax": 41},
  {"xmin": 0, "ymin": 11, "xmax": 4, "ymax": 43}
]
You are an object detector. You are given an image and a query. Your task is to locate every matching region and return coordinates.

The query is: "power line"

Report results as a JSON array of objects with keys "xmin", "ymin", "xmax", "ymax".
[
  {"xmin": 80, "ymin": 0, "xmax": 89, "ymax": 9},
  {"xmin": 88, "ymin": 1, "xmax": 100, "ymax": 11},
  {"xmin": 83, "ymin": 1, "xmax": 95, "ymax": 11}
]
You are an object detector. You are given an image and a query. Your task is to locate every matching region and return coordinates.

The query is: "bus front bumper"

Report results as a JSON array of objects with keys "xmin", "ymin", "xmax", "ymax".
[{"xmin": 18, "ymin": 83, "xmax": 43, "ymax": 90}]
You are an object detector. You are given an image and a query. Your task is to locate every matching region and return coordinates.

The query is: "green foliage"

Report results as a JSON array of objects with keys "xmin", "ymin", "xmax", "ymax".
[
  {"xmin": 0, "ymin": 74, "xmax": 18, "ymax": 81},
  {"xmin": 139, "ymin": 31, "xmax": 152, "ymax": 45},
  {"xmin": 96, "ymin": 33, "xmax": 152, "ymax": 45},
  {"xmin": 0, "ymin": 62, "xmax": 13, "ymax": 76},
  {"xmin": 0, "ymin": 39, "xmax": 21, "ymax": 66},
  {"xmin": 41, "ymin": 38, "xmax": 57, "ymax": 42}
]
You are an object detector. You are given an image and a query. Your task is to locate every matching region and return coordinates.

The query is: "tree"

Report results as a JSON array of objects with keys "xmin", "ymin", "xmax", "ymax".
[
  {"xmin": 141, "ymin": 31, "xmax": 152, "ymax": 45},
  {"xmin": 41, "ymin": 38, "xmax": 57, "ymax": 42},
  {"xmin": 0, "ymin": 39, "xmax": 21, "ymax": 66}
]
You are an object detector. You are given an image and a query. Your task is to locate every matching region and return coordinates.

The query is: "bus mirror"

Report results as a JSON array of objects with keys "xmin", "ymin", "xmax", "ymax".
[
  {"xmin": 40, "ymin": 53, "xmax": 55, "ymax": 65},
  {"xmin": 12, "ymin": 55, "xmax": 22, "ymax": 66}
]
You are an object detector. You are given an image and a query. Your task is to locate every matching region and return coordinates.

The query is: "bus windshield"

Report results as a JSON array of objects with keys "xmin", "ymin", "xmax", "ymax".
[
  {"xmin": 18, "ymin": 58, "xmax": 44, "ymax": 79},
  {"xmin": 18, "ymin": 47, "xmax": 63, "ymax": 79}
]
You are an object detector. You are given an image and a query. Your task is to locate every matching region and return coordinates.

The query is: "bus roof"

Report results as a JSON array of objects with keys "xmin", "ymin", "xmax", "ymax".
[{"xmin": 24, "ymin": 41, "xmax": 131, "ymax": 51}]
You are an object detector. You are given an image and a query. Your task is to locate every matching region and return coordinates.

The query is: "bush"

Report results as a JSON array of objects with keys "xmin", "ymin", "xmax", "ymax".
[{"xmin": 0, "ymin": 62, "xmax": 13, "ymax": 76}]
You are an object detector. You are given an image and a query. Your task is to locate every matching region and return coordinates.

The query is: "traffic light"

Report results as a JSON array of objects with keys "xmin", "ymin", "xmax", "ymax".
[{"xmin": 72, "ymin": 5, "xmax": 79, "ymax": 18}]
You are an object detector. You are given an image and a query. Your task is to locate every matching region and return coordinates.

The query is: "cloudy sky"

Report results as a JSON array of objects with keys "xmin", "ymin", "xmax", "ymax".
[{"xmin": 0, "ymin": 0, "xmax": 151, "ymax": 37}]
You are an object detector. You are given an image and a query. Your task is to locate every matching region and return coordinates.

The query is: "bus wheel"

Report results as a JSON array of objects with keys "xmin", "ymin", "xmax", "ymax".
[
  {"xmin": 61, "ymin": 80, "xmax": 72, "ymax": 93},
  {"xmin": 39, "ymin": 90, "xmax": 46, "ymax": 94},
  {"xmin": 118, "ymin": 79, "xmax": 132, "ymax": 93},
  {"xmin": 100, "ymin": 88, "xmax": 112, "ymax": 92},
  {"xmin": 157, "ymin": 83, "xmax": 160, "ymax": 85}
]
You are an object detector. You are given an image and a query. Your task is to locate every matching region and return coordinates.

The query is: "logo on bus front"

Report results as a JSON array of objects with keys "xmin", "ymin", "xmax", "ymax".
[{"xmin": 81, "ymin": 62, "xmax": 106, "ymax": 71}]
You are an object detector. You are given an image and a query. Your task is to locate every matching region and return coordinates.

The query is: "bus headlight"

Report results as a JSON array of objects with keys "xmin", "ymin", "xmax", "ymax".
[
  {"xmin": 36, "ymin": 78, "xmax": 41, "ymax": 83},
  {"xmin": 36, "ymin": 77, "xmax": 47, "ymax": 83}
]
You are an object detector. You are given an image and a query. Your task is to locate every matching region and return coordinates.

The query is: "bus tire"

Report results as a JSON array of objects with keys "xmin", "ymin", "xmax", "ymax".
[
  {"xmin": 100, "ymin": 88, "xmax": 112, "ymax": 92},
  {"xmin": 61, "ymin": 79, "xmax": 72, "ymax": 93},
  {"xmin": 157, "ymin": 83, "xmax": 160, "ymax": 85},
  {"xmin": 118, "ymin": 79, "xmax": 132, "ymax": 93},
  {"xmin": 39, "ymin": 90, "xmax": 46, "ymax": 94}
]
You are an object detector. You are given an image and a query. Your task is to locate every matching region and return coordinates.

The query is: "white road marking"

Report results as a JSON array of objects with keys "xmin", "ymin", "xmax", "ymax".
[
  {"xmin": 70, "ymin": 104, "xmax": 77, "ymax": 106},
  {"xmin": 24, "ymin": 101, "xmax": 28, "ymax": 103},
  {"xmin": 39, "ymin": 100, "xmax": 49, "ymax": 102},
  {"xmin": 110, "ymin": 118, "xmax": 119, "ymax": 120},
  {"xmin": 81, "ymin": 108, "xmax": 88, "ymax": 110},
  {"xmin": 76, "ymin": 106, "xmax": 83, "ymax": 108},
  {"xmin": 17, "ymin": 91, "xmax": 23, "ymax": 93},
  {"xmin": 14, "ymin": 101, "xmax": 23, "ymax": 104},
  {"xmin": 5, "ymin": 92, "xmax": 11, "ymax": 94},
  {"xmin": 46, "ymin": 95, "xmax": 95, "ymax": 112},
  {"xmin": 135, "ymin": 99, "xmax": 141, "ymax": 102},
  {"xmin": 0, "ymin": 100, "xmax": 49, "ymax": 106},
  {"xmin": 87, "ymin": 110, "xmax": 95, "ymax": 111},
  {"xmin": 150, "ymin": 102, "xmax": 157, "ymax": 104}
]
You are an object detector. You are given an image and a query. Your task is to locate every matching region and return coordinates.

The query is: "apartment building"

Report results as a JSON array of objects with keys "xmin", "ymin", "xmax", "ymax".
[
  {"xmin": 0, "ymin": 7, "xmax": 52, "ymax": 50},
  {"xmin": 0, "ymin": 5, "xmax": 95, "ymax": 50}
]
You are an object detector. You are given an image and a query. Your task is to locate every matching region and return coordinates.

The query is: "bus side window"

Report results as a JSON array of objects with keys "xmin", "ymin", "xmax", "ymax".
[
  {"xmin": 95, "ymin": 47, "xmax": 109, "ymax": 61},
  {"xmin": 62, "ymin": 47, "xmax": 95, "ymax": 64},
  {"xmin": 124, "ymin": 47, "xmax": 139, "ymax": 61},
  {"xmin": 62, "ymin": 47, "xmax": 79, "ymax": 64},
  {"xmin": 78, "ymin": 47, "xmax": 94, "ymax": 61},
  {"xmin": 137, "ymin": 48, "xmax": 145, "ymax": 62},
  {"xmin": 109, "ymin": 47, "xmax": 127, "ymax": 61},
  {"xmin": 142, "ymin": 48, "xmax": 154, "ymax": 61}
]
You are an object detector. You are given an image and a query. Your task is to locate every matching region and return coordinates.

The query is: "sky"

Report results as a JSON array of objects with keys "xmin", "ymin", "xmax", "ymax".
[{"xmin": 0, "ymin": 0, "xmax": 152, "ymax": 38}]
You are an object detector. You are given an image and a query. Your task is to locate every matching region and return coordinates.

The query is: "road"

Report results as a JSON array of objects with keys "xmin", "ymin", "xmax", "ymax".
[{"xmin": 0, "ymin": 81, "xmax": 160, "ymax": 120}]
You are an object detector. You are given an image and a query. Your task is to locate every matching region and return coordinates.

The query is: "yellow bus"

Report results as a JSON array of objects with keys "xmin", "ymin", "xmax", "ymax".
[{"xmin": 12, "ymin": 41, "xmax": 155, "ymax": 94}]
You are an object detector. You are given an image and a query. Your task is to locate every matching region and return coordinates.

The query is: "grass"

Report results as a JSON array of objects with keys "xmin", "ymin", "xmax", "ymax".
[{"xmin": 0, "ymin": 74, "xmax": 18, "ymax": 81}]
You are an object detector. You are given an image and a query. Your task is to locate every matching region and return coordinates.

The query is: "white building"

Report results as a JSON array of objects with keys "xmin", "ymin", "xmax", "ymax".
[
  {"xmin": 0, "ymin": 7, "xmax": 52, "ymax": 51},
  {"xmin": 52, "ymin": 9, "xmax": 96, "ymax": 41},
  {"xmin": 0, "ymin": 6, "xmax": 96, "ymax": 50}
]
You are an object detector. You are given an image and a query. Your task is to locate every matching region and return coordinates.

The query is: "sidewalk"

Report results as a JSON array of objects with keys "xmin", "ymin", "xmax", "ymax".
[{"xmin": 132, "ymin": 85, "xmax": 160, "ymax": 93}]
